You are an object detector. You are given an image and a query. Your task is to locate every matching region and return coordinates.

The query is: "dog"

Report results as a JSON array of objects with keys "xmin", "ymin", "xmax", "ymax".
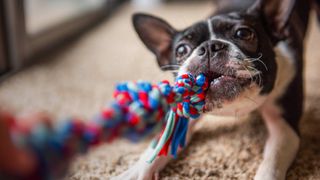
[{"xmin": 115, "ymin": 0, "xmax": 313, "ymax": 179}]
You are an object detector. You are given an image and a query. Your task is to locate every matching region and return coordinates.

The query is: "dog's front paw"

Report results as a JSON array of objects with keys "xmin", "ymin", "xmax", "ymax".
[{"xmin": 112, "ymin": 160, "xmax": 159, "ymax": 180}]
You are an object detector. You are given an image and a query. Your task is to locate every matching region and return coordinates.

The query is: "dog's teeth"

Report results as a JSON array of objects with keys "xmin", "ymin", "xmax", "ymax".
[{"xmin": 212, "ymin": 79, "xmax": 221, "ymax": 85}]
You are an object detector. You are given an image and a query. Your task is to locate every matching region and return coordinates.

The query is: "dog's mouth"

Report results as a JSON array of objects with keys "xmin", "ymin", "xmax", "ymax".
[
  {"xmin": 203, "ymin": 70, "xmax": 255, "ymax": 109},
  {"xmin": 207, "ymin": 71, "xmax": 253, "ymax": 88}
]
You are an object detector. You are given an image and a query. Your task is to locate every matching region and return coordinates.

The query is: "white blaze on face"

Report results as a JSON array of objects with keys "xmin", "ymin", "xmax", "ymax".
[
  {"xmin": 207, "ymin": 18, "xmax": 245, "ymax": 57},
  {"xmin": 207, "ymin": 18, "xmax": 216, "ymax": 40}
]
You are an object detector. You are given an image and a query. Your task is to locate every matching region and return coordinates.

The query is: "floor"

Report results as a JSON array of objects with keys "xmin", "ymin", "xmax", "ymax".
[{"xmin": 0, "ymin": 2, "xmax": 319, "ymax": 179}]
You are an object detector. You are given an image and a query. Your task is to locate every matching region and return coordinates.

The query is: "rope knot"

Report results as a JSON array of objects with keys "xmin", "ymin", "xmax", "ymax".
[{"xmin": 174, "ymin": 73, "xmax": 208, "ymax": 119}]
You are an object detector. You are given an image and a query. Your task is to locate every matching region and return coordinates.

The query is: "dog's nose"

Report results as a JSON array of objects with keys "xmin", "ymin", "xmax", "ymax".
[
  {"xmin": 197, "ymin": 40, "xmax": 227, "ymax": 57},
  {"xmin": 210, "ymin": 41, "xmax": 226, "ymax": 52}
]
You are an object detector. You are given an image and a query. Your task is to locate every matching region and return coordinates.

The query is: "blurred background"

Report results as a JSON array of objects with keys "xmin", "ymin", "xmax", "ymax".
[
  {"xmin": 0, "ymin": 0, "xmax": 210, "ymax": 74},
  {"xmin": 0, "ymin": 0, "xmax": 319, "ymax": 179},
  {"xmin": 0, "ymin": 0, "xmax": 215, "ymax": 117}
]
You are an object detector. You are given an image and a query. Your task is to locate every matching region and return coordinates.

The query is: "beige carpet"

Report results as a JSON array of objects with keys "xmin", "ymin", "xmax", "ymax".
[{"xmin": 0, "ymin": 2, "xmax": 319, "ymax": 179}]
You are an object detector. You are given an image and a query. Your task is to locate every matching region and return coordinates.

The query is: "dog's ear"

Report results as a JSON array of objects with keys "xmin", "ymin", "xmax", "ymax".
[
  {"xmin": 132, "ymin": 13, "xmax": 177, "ymax": 67},
  {"xmin": 248, "ymin": 0, "xmax": 295, "ymax": 40}
]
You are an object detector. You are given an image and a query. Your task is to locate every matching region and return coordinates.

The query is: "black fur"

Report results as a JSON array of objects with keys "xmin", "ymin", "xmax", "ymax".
[{"xmin": 132, "ymin": 0, "xmax": 312, "ymax": 133}]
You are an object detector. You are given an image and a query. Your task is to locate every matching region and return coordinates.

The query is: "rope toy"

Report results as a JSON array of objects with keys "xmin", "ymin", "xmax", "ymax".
[{"xmin": 5, "ymin": 73, "xmax": 208, "ymax": 179}]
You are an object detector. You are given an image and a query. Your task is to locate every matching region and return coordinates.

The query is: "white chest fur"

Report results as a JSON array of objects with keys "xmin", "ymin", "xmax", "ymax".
[{"xmin": 266, "ymin": 42, "xmax": 296, "ymax": 103}]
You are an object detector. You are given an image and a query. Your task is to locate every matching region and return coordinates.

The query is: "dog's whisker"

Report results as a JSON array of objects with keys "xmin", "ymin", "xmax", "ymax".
[
  {"xmin": 239, "ymin": 64, "xmax": 254, "ymax": 84},
  {"xmin": 247, "ymin": 66, "xmax": 262, "ymax": 86},
  {"xmin": 247, "ymin": 59, "xmax": 268, "ymax": 72},
  {"xmin": 245, "ymin": 53, "xmax": 263, "ymax": 61},
  {"xmin": 243, "ymin": 53, "xmax": 268, "ymax": 72},
  {"xmin": 245, "ymin": 65, "xmax": 261, "ymax": 75},
  {"xmin": 160, "ymin": 64, "xmax": 181, "ymax": 71},
  {"xmin": 258, "ymin": 72, "xmax": 262, "ymax": 86},
  {"xmin": 244, "ymin": 95, "xmax": 258, "ymax": 105}
]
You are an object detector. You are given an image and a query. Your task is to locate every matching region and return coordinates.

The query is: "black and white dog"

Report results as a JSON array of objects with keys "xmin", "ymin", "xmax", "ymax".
[{"xmin": 115, "ymin": 0, "xmax": 313, "ymax": 179}]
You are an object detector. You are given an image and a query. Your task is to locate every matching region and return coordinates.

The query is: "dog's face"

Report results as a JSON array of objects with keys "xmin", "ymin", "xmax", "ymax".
[
  {"xmin": 133, "ymin": 0, "xmax": 294, "ymax": 116},
  {"xmin": 171, "ymin": 13, "xmax": 277, "ymax": 114}
]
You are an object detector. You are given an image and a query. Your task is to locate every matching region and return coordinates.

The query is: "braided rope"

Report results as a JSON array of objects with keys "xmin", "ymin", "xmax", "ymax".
[{"xmin": 6, "ymin": 73, "xmax": 208, "ymax": 179}]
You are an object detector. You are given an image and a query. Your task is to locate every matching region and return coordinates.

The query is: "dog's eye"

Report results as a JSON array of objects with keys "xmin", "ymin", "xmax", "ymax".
[
  {"xmin": 235, "ymin": 28, "xmax": 254, "ymax": 40},
  {"xmin": 176, "ymin": 44, "xmax": 191, "ymax": 59}
]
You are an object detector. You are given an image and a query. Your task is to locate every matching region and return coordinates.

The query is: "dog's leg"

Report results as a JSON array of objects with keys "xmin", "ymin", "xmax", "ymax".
[
  {"xmin": 254, "ymin": 102, "xmax": 300, "ymax": 180},
  {"xmin": 113, "ymin": 119, "xmax": 199, "ymax": 180}
]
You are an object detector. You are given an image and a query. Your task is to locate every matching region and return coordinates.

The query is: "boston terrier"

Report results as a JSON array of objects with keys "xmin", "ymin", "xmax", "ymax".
[{"xmin": 115, "ymin": 0, "xmax": 313, "ymax": 179}]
